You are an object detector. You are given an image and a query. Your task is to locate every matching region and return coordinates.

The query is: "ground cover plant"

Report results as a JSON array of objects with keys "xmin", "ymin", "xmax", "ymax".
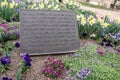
[{"xmin": 63, "ymin": 43, "xmax": 120, "ymax": 80}]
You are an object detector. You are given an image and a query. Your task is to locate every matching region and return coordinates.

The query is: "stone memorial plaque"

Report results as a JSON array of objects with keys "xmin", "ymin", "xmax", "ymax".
[{"xmin": 20, "ymin": 10, "xmax": 80, "ymax": 55}]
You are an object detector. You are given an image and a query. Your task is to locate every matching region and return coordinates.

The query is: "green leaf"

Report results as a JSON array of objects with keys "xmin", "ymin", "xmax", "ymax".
[{"xmin": 16, "ymin": 66, "xmax": 22, "ymax": 80}]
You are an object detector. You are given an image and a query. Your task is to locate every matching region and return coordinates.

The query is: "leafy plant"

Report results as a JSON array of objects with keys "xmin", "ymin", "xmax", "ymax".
[
  {"xmin": 41, "ymin": 57, "xmax": 65, "ymax": 78},
  {"xmin": 63, "ymin": 43, "xmax": 120, "ymax": 80},
  {"xmin": 0, "ymin": 27, "xmax": 5, "ymax": 42},
  {"xmin": 0, "ymin": 0, "xmax": 19, "ymax": 22},
  {"xmin": 78, "ymin": 15, "xmax": 98, "ymax": 39},
  {"xmin": 4, "ymin": 41, "xmax": 14, "ymax": 51},
  {"xmin": 2, "ymin": 48, "xmax": 11, "ymax": 57},
  {"xmin": 0, "ymin": 48, "xmax": 3, "ymax": 55},
  {"xmin": 104, "ymin": 21, "xmax": 120, "ymax": 34},
  {"xmin": 99, "ymin": 32, "xmax": 120, "ymax": 47},
  {"xmin": 8, "ymin": 29, "xmax": 19, "ymax": 40},
  {"xmin": 16, "ymin": 53, "xmax": 32, "ymax": 80},
  {"xmin": 0, "ymin": 56, "xmax": 11, "ymax": 73}
]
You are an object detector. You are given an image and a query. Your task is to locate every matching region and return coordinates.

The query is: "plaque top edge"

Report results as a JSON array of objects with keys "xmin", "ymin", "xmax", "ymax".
[{"xmin": 20, "ymin": 9, "xmax": 76, "ymax": 14}]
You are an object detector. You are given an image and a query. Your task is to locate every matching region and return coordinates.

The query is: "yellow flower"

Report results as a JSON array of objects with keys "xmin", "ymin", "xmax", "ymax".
[
  {"xmin": 33, "ymin": 3, "xmax": 37, "ymax": 7},
  {"xmin": 89, "ymin": 19, "xmax": 96, "ymax": 25},
  {"xmin": 48, "ymin": 5, "xmax": 52, "ymax": 8},
  {"xmin": 29, "ymin": 5, "xmax": 34, "ymax": 9},
  {"xmin": 69, "ymin": 1, "xmax": 73, "ymax": 5},
  {"xmin": 15, "ymin": 3, "xmax": 18, "ymax": 6},
  {"xmin": 76, "ymin": 15, "xmax": 81, "ymax": 20},
  {"xmin": 115, "ymin": 17, "xmax": 120, "ymax": 23},
  {"xmin": 1, "ymin": 1, "xmax": 8, "ymax": 7},
  {"xmin": 98, "ymin": 18, "xmax": 104, "ymax": 23},
  {"xmin": 88, "ymin": 15, "xmax": 94, "ymax": 21},
  {"xmin": 53, "ymin": 5, "xmax": 59, "ymax": 10},
  {"xmin": 90, "ymin": 34, "xmax": 96, "ymax": 37},
  {"xmin": 44, "ymin": 0, "xmax": 49, "ymax": 4},
  {"xmin": 63, "ymin": 0, "xmax": 68, "ymax": 4},
  {"xmin": 10, "ymin": 3, "xmax": 14, "ymax": 8},
  {"xmin": 81, "ymin": 18, "xmax": 86, "ymax": 25},
  {"xmin": 40, "ymin": 3, "xmax": 45, "ymax": 9},
  {"xmin": 103, "ymin": 23, "xmax": 110, "ymax": 28}
]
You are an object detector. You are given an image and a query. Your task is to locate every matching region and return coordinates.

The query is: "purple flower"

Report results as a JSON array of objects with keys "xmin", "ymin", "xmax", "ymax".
[
  {"xmin": 12, "ymin": 28, "xmax": 20, "ymax": 37},
  {"xmin": 26, "ymin": 62, "xmax": 31, "ymax": 67},
  {"xmin": 2, "ymin": 77, "xmax": 12, "ymax": 80},
  {"xmin": 94, "ymin": 15, "xmax": 98, "ymax": 19},
  {"xmin": 82, "ymin": 32, "xmax": 87, "ymax": 37},
  {"xmin": 15, "ymin": 8, "xmax": 20, "ymax": 12},
  {"xmin": 102, "ymin": 38, "xmax": 107, "ymax": 42},
  {"xmin": 66, "ymin": 68, "xmax": 72, "ymax": 74},
  {"xmin": 0, "ymin": 56, "xmax": 11, "ymax": 65},
  {"xmin": 22, "ymin": 53, "xmax": 32, "ymax": 67},
  {"xmin": 113, "ymin": 64, "xmax": 117, "ymax": 67},
  {"xmin": 5, "ymin": 33, "xmax": 10, "ymax": 39},
  {"xmin": 97, "ymin": 48, "xmax": 104, "ymax": 55},
  {"xmin": 15, "ymin": 32, "xmax": 20, "ymax": 37},
  {"xmin": 73, "ymin": 77, "xmax": 77, "ymax": 80},
  {"xmin": 116, "ymin": 50, "xmax": 120, "ymax": 54},
  {"xmin": 76, "ymin": 68, "xmax": 91, "ymax": 79},
  {"xmin": 118, "ymin": 50, "xmax": 120, "ymax": 52},
  {"xmin": 0, "ymin": 24, "xmax": 8, "ymax": 32},
  {"xmin": 99, "ymin": 42, "xmax": 104, "ymax": 46},
  {"xmin": 84, "ymin": 13, "xmax": 90, "ymax": 18},
  {"xmin": 15, "ymin": 42, "xmax": 20, "ymax": 47},
  {"xmin": 113, "ymin": 42, "xmax": 117, "ymax": 45}
]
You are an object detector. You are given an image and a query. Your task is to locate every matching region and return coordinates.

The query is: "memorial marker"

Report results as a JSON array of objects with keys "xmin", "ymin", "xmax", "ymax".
[{"xmin": 20, "ymin": 10, "xmax": 80, "ymax": 55}]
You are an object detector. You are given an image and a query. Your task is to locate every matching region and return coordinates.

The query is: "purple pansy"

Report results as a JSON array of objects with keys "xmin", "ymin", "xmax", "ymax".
[
  {"xmin": 15, "ymin": 42, "xmax": 20, "ymax": 47},
  {"xmin": 26, "ymin": 62, "xmax": 31, "ymax": 66},
  {"xmin": 82, "ymin": 31, "xmax": 87, "ymax": 37},
  {"xmin": 2, "ymin": 77, "xmax": 12, "ymax": 80},
  {"xmin": 0, "ymin": 56, "xmax": 11, "ymax": 65},
  {"xmin": 22, "ymin": 53, "xmax": 32, "ymax": 67},
  {"xmin": 5, "ymin": 33, "xmax": 10, "ymax": 39}
]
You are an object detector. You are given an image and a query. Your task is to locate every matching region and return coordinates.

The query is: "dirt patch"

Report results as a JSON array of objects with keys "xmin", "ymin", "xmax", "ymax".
[
  {"xmin": 80, "ymin": 6, "xmax": 120, "ymax": 20},
  {"xmin": 0, "ymin": 39, "xmax": 96, "ymax": 80}
]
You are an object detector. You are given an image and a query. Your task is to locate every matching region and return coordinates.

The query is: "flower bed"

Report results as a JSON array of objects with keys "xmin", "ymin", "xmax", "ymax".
[{"xmin": 0, "ymin": 0, "xmax": 120, "ymax": 80}]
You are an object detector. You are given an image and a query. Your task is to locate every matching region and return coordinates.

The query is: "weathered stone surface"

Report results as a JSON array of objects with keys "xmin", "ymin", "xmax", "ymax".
[{"xmin": 20, "ymin": 10, "xmax": 80, "ymax": 55}]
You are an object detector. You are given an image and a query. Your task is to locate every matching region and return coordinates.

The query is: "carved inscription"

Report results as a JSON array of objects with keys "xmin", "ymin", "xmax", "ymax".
[{"xmin": 20, "ymin": 10, "xmax": 80, "ymax": 55}]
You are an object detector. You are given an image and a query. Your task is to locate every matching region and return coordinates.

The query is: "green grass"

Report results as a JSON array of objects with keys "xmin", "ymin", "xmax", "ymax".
[
  {"xmin": 63, "ymin": 43, "xmax": 120, "ymax": 80},
  {"xmin": 80, "ymin": 2, "xmax": 112, "ymax": 10}
]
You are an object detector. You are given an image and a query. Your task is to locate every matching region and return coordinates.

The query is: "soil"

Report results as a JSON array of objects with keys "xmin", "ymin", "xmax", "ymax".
[{"xmin": 0, "ymin": 39, "xmax": 96, "ymax": 80}]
